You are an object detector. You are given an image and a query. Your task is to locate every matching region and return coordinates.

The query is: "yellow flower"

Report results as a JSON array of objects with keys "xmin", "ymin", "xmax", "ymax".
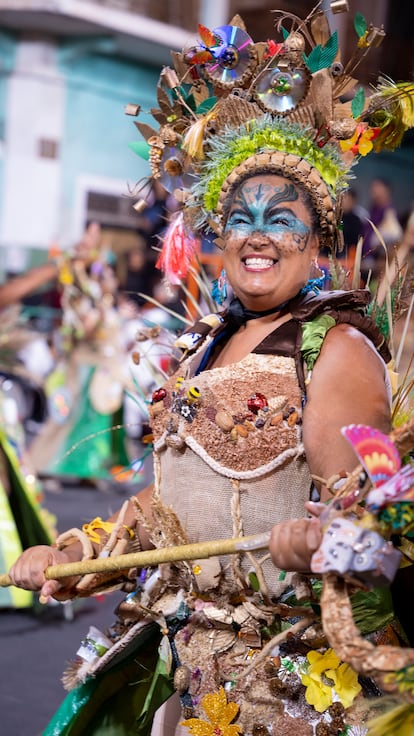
[
  {"xmin": 357, "ymin": 31, "xmax": 369, "ymax": 48},
  {"xmin": 301, "ymin": 671, "xmax": 333, "ymax": 713},
  {"xmin": 326, "ymin": 662, "xmax": 361, "ymax": 709},
  {"xmin": 58, "ymin": 261, "xmax": 74, "ymax": 286},
  {"xmin": 384, "ymin": 665, "xmax": 414, "ymax": 695},
  {"xmin": 82, "ymin": 517, "xmax": 115, "ymax": 544},
  {"xmin": 399, "ymin": 83, "xmax": 414, "ymax": 126},
  {"xmin": 180, "ymin": 687, "xmax": 242, "ymax": 736},
  {"xmin": 300, "ymin": 648, "xmax": 361, "ymax": 713},
  {"xmin": 339, "ymin": 123, "xmax": 379, "ymax": 156},
  {"xmin": 367, "ymin": 702, "xmax": 414, "ymax": 736},
  {"xmin": 307, "ymin": 648, "xmax": 340, "ymax": 676}
]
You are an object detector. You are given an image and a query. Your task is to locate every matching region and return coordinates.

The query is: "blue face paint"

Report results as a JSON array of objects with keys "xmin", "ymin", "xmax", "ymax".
[{"xmin": 224, "ymin": 182, "xmax": 311, "ymax": 251}]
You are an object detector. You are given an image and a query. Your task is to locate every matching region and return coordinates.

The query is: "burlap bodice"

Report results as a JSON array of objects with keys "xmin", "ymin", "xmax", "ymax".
[
  {"xmin": 151, "ymin": 345, "xmax": 312, "ymax": 598},
  {"xmin": 149, "ymin": 289, "xmax": 391, "ymax": 600}
]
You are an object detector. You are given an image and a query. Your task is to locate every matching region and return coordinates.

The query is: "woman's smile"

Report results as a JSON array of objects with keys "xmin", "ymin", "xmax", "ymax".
[
  {"xmin": 222, "ymin": 174, "xmax": 319, "ymax": 310},
  {"xmin": 242, "ymin": 254, "xmax": 278, "ymax": 271}
]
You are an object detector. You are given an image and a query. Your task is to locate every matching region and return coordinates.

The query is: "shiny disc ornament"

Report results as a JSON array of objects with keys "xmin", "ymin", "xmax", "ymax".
[
  {"xmin": 254, "ymin": 64, "xmax": 310, "ymax": 114},
  {"xmin": 202, "ymin": 25, "xmax": 255, "ymax": 89},
  {"xmin": 159, "ymin": 146, "xmax": 195, "ymax": 193}
]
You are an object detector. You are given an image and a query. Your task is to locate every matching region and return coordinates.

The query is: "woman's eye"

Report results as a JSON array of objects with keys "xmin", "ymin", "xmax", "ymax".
[
  {"xmin": 270, "ymin": 217, "xmax": 290, "ymax": 227},
  {"xmin": 271, "ymin": 215, "xmax": 292, "ymax": 227},
  {"xmin": 228, "ymin": 214, "xmax": 250, "ymax": 226}
]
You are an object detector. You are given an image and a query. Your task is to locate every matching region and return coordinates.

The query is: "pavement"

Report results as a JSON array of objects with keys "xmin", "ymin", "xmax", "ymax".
[{"xmin": 0, "ymin": 479, "xmax": 135, "ymax": 736}]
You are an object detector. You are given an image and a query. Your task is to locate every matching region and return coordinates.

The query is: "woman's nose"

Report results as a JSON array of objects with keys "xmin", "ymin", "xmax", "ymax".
[{"xmin": 248, "ymin": 231, "xmax": 271, "ymax": 247}]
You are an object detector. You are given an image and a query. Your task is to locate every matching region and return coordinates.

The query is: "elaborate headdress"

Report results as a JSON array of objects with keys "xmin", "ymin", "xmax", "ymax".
[{"xmin": 127, "ymin": 1, "xmax": 414, "ymax": 279}]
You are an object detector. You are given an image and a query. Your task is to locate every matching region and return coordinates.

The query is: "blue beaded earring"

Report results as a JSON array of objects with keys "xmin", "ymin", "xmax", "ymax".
[
  {"xmin": 211, "ymin": 269, "xmax": 228, "ymax": 305},
  {"xmin": 300, "ymin": 260, "xmax": 325, "ymax": 295}
]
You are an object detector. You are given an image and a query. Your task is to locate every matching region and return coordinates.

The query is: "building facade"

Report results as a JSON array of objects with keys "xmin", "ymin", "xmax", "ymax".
[{"xmin": 0, "ymin": 0, "xmax": 413, "ymax": 274}]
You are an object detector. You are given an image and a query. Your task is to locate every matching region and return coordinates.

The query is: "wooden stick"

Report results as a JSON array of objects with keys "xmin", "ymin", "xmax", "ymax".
[{"xmin": 0, "ymin": 531, "xmax": 271, "ymax": 588}]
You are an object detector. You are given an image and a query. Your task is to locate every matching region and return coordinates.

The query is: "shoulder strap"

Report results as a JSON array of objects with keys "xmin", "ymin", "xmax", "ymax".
[
  {"xmin": 256, "ymin": 289, "xmax": 392, "ymax": 396},
  {"xmin": 175, "ymin": 291, "xmax": 391, "ymax": 394}
]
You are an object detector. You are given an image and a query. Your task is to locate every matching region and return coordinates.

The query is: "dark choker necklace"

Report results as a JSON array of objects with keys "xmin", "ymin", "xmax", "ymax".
[{"xmin": 225, "ymin": 296, "xmax": 289, "ymax": 328}]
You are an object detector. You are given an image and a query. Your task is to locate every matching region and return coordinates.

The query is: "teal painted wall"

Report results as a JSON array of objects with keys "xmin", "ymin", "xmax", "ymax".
[
  {"xmin": 58, "ymin": 45, "xmax": 160, "ymax": 233},
  {"xmin": 0, "ymin": 31, "xmax": 17, "ymax": 219}
]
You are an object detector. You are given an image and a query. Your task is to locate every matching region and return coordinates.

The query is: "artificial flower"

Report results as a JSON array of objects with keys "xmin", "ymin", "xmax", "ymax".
[
  {"xmin": 301, "ymin": 670, "xmax": 333, "ymax": 713},
  {"xmin": 180, "ymin": 686, "xmax": 242, "ymax": 736},
  {"xmin": 326, "ymin": 661, "xmax": 361, "ymax": 709},
  {"xmin": 306, "ymin": 648, "xmax": 340, "ymax": 677},
  {"xmin": 357, "ymin": 30, "xmax": 370, "ymax": 49},
  {"xmin": 265, "ymin": 39, "xmax": 285, "ymax": 58},
  {"xmin": 339, "ymin": 123, "xmax": 380, "ymax": 156},
  {"xmin": 82, "ymin": 517, "xmax": 115, "ymax": 544},
  {"xmin": 300, "ymin": 648, "xmax": 361, "ymax": 713}
]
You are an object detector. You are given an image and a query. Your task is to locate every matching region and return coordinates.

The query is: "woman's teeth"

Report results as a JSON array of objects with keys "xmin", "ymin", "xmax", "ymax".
[{"xmin": 244, "ymin": 257, "xmax": 275, "ymax": 269}]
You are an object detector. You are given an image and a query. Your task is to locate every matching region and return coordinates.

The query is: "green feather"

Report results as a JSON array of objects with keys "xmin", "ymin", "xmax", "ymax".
[
  {"xmin": 354, "ymin": 12, "xmax": 367, "ymax": 39},
  {"xmin": 196, "ymin": 96, "xmax": 217, "ymax": 115},
  {"xmin": 128, "ymin": 141, "xmax": 150, "ymax": 161},
  {"xmin": 351, "ymin": 86, "xmax": 365, "ymax": 119},
  {"xmin": 303, "ymin": 32, "xmax": 338, "ymax": 73}
]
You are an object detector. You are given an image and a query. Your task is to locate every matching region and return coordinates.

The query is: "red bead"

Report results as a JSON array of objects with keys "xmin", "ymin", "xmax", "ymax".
[
  {"xmin": 247, "ymin": 392, "xmax": 268, "ymax": 414},
  {"xmin": 152, "ymin": 387, "xmax": 167, "ymax": 403}
]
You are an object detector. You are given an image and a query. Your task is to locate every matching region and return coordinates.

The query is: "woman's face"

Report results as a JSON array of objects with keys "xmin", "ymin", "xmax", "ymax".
[{"xmin": 222, "ymin": 174, "xmax": 319, "ymax": 311}]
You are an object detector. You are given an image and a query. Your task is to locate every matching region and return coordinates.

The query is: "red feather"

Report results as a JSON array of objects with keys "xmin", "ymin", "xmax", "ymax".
[{"xmin": 156, "ymin": 212, "xmax": 200, "ymax": 285}]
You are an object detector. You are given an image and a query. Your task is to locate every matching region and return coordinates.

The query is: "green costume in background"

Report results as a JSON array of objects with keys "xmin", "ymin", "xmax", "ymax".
[{"xmin": 0, "ymin": 428, "xmax": 54, "ymax": 609}]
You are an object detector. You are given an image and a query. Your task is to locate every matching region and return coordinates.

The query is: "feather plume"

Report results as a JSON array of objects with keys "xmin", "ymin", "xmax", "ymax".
[
  {"xmin": 182, "ymin": 109, "xmax": 216, "ymax": 160},
  {"xmin": 155, "ymin": 211, "xmax": 200, "ymax": 285},
  {"xmin": 367, "ymin": 78, "xmax": 414, "ymax": 151}
]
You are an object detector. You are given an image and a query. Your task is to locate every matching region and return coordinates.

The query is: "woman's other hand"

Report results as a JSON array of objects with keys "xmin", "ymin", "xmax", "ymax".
[
  {"xmin": 269, "ymin": 517, "xmax": 322, "ymax": 572},
  {"xmin": 8, "ymin": 545, "xmax": 81, "ymax": 602}
]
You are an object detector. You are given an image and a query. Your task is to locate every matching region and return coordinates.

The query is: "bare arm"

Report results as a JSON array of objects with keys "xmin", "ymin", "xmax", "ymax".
[
  {"xmin": 0, "ymin": 221, "xmax": 102, "ymax": 310},
  {"xmin": 0, "ymin": 262, "xmax": 58, "ymax": 310},
  {"xmin": 302, "ymin": 323, "xmax": 391, "ymax": 500},
  {"xmin": 269, "ymin": 323, "xmax": 391, "ymax": 570}
]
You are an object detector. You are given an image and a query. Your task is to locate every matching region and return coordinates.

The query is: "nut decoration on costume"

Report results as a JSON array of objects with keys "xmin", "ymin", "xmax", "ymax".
[
  {"xmin": 42, "ymin": 290, "xmax": 411, "ymax": 736},
  {"xmin": 49, "ymin": 416, "xmax": 414, "ymax": 736},
  {"xmin": 128, "ymin": 2, "xmax": 414, "ymax": 278}
]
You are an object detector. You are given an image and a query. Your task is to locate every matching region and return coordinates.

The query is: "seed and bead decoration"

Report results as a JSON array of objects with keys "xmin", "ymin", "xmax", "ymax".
[
  {"xmin": 247, "ymin": 392, "xmax": 268, "ymax": 415},
  {"xmin": 170, "ymin": 382, "xmax": 202, "ymax": 423},
  {"xmin": 149, "ymin": 386, "xmax": 167, "ymax": 419},
  {"xmin": 187, "ymin": 386, "xmax": 201, "ymax": 403},
  {"xmin": 211, "ymin": 389, "xmax": 302, "ymax": 442}
]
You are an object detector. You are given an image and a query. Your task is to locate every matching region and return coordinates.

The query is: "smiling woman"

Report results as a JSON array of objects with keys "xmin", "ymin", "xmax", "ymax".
[
  {"xmin": 222, "ymin": 175, "xmax": 319, "ymax": 311},
  {"xmin": 6, "ymin": 4, "xmax": 414, "ymax": 736}
]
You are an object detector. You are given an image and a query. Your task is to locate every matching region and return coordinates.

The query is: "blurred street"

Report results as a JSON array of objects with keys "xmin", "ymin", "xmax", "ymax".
[{"xmin": 0, "ymin": 480, "xmax": 134, "ymax": 736}]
